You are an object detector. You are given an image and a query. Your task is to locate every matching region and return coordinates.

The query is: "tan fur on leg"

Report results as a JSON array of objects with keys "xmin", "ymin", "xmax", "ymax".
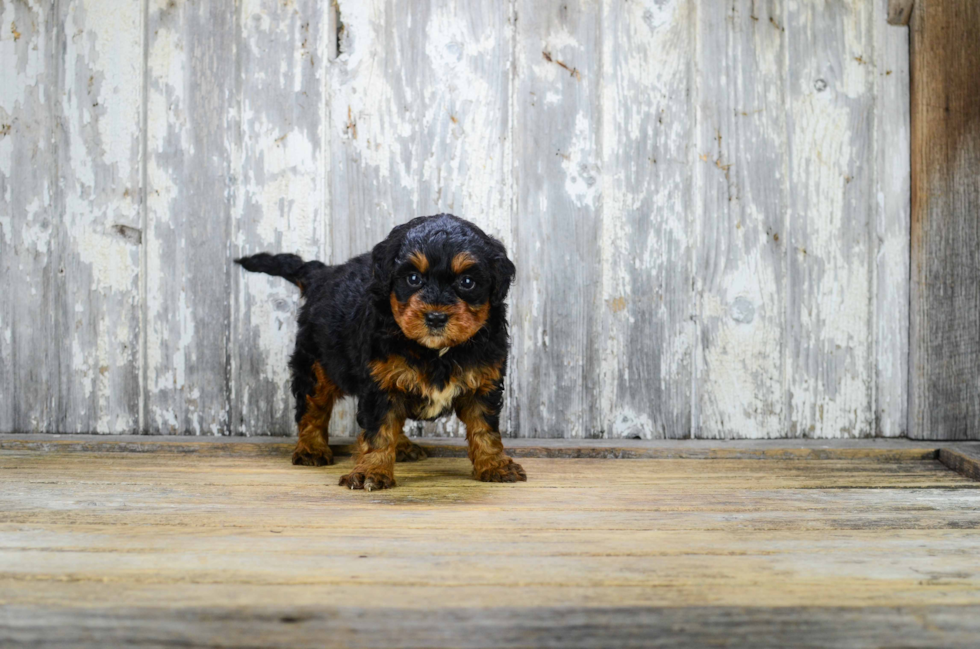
[
  {"xmin": 293, "ymin": 362, "xmax": 339, "ymax": 466},
  {"xmin": 456, "ymin": 398, "xmax": 526, "ymax": 482},
  {"xmin": 340, "ymin": 410, "xmax": 404, "ymax": 490}
]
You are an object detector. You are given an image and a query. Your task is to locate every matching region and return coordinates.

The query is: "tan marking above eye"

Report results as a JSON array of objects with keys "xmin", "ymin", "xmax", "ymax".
[
  {"xmin": 451, "ymin": 251, "xmax": 478, "ymax": 274},
  {"xmin": 408, "ymin": 250, "xmax": 429, "ymax": 273}
]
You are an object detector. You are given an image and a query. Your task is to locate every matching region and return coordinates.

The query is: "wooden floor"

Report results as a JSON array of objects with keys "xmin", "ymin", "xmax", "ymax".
[{"xmin": 2, "ymin": 438, "xmax": 980, "ymax": 648}]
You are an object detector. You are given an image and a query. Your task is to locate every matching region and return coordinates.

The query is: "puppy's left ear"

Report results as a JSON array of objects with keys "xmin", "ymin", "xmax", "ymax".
[{"xmin": 489, "ymin": 239, "xmax": 516, "ymax": 306}]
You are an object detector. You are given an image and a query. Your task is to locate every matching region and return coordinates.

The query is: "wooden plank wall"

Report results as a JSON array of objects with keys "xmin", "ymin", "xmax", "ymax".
[
  {"xmin": 0, "ymin": 0, "xmax": 914, "ymax": 439},
  {"xmin": 909, "ymin": 0, "xmax": 980, "ymax": 440}
]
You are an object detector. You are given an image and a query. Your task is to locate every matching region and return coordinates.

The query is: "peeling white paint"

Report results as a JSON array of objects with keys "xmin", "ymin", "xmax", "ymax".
[{"xmin": 3, "ymin": 0, "xmax": 911, "ymax": 439}]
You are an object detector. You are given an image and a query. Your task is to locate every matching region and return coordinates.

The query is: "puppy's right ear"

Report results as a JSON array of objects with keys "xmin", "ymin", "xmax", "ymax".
[{"xmin": 369, "ymin": 221, "xmax": 412, "ymax": 304}]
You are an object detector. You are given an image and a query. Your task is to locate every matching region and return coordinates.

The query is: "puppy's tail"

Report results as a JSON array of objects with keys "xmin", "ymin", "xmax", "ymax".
[{"xmin": 235, "ymin": 253, "xmax": 326, "ymax": 292}]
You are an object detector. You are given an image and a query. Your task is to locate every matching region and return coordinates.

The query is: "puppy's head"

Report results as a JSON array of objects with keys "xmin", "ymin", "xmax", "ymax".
[{"xmin": 371, "ymin": 214, "xmax": 515, "ymax": 349}]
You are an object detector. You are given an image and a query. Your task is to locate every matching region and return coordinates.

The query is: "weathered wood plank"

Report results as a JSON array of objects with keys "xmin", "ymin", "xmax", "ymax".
[
  {"xmin": 909, "ymin": 0, "xmax": 980, "ymax": 440},
  {"xmin": 784, "ymin": 0, "xmax": 876, "ymax": 438},
  {"xmin": 874, "ymin": 0, "xmax": 911, "ymax": 436},
  {"xmin": 143, "ymin": 0, "xmax": 237, "ymax": 433},
  {"xmin": 512, "ymin": 0, "xmax": 601, "ymax": 437},
  {"xmin": 694, "ymin": 0, "xmax": 787, "ymax": 439},
  {"xmin": 412, "ymin": 1, "xmax": 512, "ymax": 437},
  {"xmin": 57, "ymin": 0, "xmax": 144, "ymax": 433},
  {"xmin": 327, "ymin": 0, "xmax": 419, "ymax": 264},
  {"xmin": 4, "ymin": 605, "xmax": 980, "ymax": 649},
  {"xmin": 598, "ymin": 0, "xmax": 694, "ymax": 439},
  {"xmin": 0, "ymin": 449, "xmax": 978, "ymax": 631},
  {"xmin": 0, "ymin": 1, "xmax": 61, "ymax": 432},
  {"xmin": 232, "ymin": 0, "xmax": 330, "ymax": 435},
  {"xmin": 323, "ymin": 1, "xmax": 513, "ymax": 439},
  {"xmin": 323, "ymin": 0, "xmax": 422, "ymax": 438},
  {"xmin": 939, "ymin": 445, "xmax": 980, "ymax": 482}
]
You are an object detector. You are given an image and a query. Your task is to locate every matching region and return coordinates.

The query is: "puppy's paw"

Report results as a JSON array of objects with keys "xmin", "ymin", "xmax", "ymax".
[
  {"xmin": 395, "ymin": 440, "xmax": 427, "ymax": 462},
  {"xmin": 339, "ymin": 470, "xmax": 396, "ymax": 491},
  {"xmin": 475, "ymin": 459, "xmax": 527, "ymax": 483},
  {"xmin": 292, "ymin": 447, "xmax": 334, "ymax": 466}
]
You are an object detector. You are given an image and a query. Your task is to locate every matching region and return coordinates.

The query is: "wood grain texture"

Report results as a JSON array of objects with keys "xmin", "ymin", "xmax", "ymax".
[
  {"xmin": 326, "ymin": 0, "xmax": 513, "ymax": 439},
  {"xmin": 599, "ymin": 0, "xmax": 694, "ymax": 439},
  {"xmin": 143, "ymin": 0, "xmax": 236, "ymax": 434},
  {"xmin": 413, "ymin": 0, "xmax": 513, "ymax": 437},
  {"xmin": 874, "ymin": 0, "xmax": 911, "ymax": 436},
  {"xmin": 909, "ymin": 0, "xmax": 980, "ymax": 440},
  {"xmin": 784, "ymin": 0, "xmax": 876, "ymax": 438},
  {"xmin": 56, "ymin": 0, "xmax": 144, "ymax": 433},
  {"xmin": 0, "ymin": 0, "xmax": 62, "ymax": 433},
  {"xmin": 4, "ymin": 605, "xmax": 980, "ymax": 649},
  {"xmin": 232, "ymin": 0, "xmax": 329, "ymax": 436},
  {"xmin": 0, "ymin": 0, "xmax": 143, "ymax": 434},
  {"xmin": 325, "ymin": 0, "xmax": 421, "ymax": 436},
  {"xmin": 0, "ymin": 446, "xmax": 979, "ymax": 647},
  {"xmin": 511, "ymin": 0, "xmax": 601, "ymax": 437},
  {"xmin": 939, "ymin": 445, "xmax": 980, "ymax": 482},
  {"xmin": 694, "ymin": 0, "xmax": 786, "ymax": 439}
]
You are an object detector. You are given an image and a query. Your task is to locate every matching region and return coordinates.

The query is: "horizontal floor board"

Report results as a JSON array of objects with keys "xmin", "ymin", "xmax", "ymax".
[
  {"xmin": 2, "ymin": 443, "xmax": 980, "ymax": 646},
  {"xmin": 4, "ymin": 605, "xmax": 980, "ymax": 649}
]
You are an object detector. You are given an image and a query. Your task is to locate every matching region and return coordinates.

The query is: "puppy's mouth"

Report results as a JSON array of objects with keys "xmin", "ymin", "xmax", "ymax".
[{"xmin": 390, "ymin": 293, "xmax": 490, "ymax": 350}]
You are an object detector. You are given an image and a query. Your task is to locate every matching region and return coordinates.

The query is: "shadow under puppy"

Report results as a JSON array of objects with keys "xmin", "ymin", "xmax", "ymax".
[{"xmin": 236, "ymin": 214, "xmax": 526, "ymax": 490}]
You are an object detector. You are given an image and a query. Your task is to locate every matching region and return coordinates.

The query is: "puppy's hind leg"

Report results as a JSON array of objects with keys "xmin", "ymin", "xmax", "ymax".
[
  {"xmin": 395, "ymin": 430, "xmax": 427, "ymax": 462},
  {"xmin": 292, "ymin": 361, "xmax": 340, "ymax": 466}
]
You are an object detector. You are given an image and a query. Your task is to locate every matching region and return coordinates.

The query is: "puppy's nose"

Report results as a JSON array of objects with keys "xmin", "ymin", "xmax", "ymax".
[{"xmin": 424, "ymin": 312, "xmax": 449, "ymax": 329}]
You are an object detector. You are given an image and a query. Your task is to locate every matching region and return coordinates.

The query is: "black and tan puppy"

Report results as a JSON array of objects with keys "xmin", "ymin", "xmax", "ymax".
[{"xmin": 236, "ymin": 214, "xmax": 525, "ymax": 490}]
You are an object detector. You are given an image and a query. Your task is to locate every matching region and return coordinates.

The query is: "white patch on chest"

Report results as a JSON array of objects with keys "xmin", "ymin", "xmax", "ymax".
[{"xmin": 418, "ymin": 381, "xmax": 463, "ymax": 419}]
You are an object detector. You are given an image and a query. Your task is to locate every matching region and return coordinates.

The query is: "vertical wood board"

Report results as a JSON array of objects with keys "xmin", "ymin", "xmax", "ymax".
[
  {"xmin": 784, "ymin": 0, "xmax": 877, "ymax": 438},
  {"xmin": 694, "ymin": 0, "xmax": 787, "ymax": 439},
  {"xmin": 412, "ymin": 0, "xmax": 513, "ymax": 437},
  {"xmin": 58, "ymin": 0, "xmax": 144, "ymax": 433},
  {"xmin": 0, "ymin": 0, "xmax": 61, "ymax": 432},
  {"xmin": 874, "ymin": 0, "xmax": 911, "ymax": 436},
  {"xmin": 598, "ymin": 0, "xmax": 695, "ymax": 439},
  {"xmin": 909, "ymin": 0, "xmax": 980, "ymax": 440},
  {"xmin": 232, "ymin": 0, "xmax": 329, "ymax": 436},
  {"xmin": 144, "ymin": 0, "xmax": 236, "ymax": 433},
  {"xmin": 511, "ymin": 0, "xmax": 602, "ymax": 437}
]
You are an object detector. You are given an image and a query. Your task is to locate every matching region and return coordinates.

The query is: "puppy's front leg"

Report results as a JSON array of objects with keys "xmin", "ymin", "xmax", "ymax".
[
  {"xmin": 455, "ymin": 392, "xmax": 526, "ymax": 483},
  {"xmin": 340, "ymin": 392, "xmax": 404, "ymax": 491}
]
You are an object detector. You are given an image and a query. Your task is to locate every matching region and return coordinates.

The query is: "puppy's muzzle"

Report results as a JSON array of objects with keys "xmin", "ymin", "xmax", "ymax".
[{"xmin": 424, "ymin": 312, "xmax": 449, "ymax": 330}]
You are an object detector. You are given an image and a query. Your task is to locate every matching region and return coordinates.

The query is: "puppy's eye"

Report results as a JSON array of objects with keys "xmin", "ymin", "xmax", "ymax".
[
  {"xmin": 458, "ymin": 276, "xmax": 476, "ymax": 291},
  {"xmin": 406, "ymin": 273, "xmax": 423, "ymax": 287}
]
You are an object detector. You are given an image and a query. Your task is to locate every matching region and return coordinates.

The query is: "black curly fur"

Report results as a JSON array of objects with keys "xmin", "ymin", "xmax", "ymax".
[{"xmin": 234, "ymin": 253, "xmax": 326, "ymax": 293}]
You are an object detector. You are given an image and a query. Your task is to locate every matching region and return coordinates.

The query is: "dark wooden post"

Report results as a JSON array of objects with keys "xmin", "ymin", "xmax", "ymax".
[{"xmin": 909, "ymin": 0, "xmax": 980, "ymax": 439}]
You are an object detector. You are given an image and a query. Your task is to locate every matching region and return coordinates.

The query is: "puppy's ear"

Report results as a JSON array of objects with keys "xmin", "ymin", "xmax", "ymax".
[
  {"xmin": 488, "ymin": 238, "xmax": 516, "ymax": 306},
  {"xmin": 369, "ymin": 220, "xmax": 414, "ymax": 303}
]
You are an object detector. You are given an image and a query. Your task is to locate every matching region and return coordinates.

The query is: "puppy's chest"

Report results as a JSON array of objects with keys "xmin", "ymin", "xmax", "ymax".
[
  {"xmin": 369, "ymin": 356, "xmax": 501, "ymax": 421},
  {"xmin": 407, "ymin": 379, "xmax": 462, "ymax": 420}
]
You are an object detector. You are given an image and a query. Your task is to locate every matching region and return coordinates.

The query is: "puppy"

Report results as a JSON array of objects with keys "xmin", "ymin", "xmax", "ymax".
[{"xmin": 236, "ymin": 214, "xmax": 526, "ymax": 490}]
